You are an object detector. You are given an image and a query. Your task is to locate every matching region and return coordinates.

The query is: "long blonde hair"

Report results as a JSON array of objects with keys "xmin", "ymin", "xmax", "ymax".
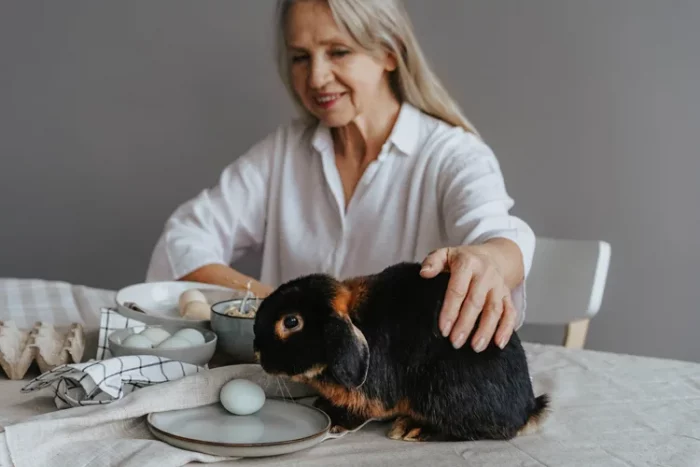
[{"xmin": 275, "ymin": 0, "xmax": 480, "ymax": 136}]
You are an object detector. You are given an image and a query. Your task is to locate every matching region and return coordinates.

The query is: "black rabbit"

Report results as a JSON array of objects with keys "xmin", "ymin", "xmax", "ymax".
[{"xmin": 252, "ymin": 261, "xmax": 549, "ymax": 441}]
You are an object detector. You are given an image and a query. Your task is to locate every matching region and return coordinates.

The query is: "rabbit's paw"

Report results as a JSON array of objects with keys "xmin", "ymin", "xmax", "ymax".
[{"xmin": 387, "ymin": 416, "xmax": 434, "ymax": 442}]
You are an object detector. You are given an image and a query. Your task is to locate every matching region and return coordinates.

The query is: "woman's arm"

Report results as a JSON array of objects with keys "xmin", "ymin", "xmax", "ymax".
[
  {"xmin": 146, "ymin": 130, "xmax": 279, "ymax": 290},
  {"xmin": 179, "ymin": 263, "xmax": 274, "ymax": 298},
  {"xmin": 422, "ymin": 132, "xmax": 535, "ymax": 351}
]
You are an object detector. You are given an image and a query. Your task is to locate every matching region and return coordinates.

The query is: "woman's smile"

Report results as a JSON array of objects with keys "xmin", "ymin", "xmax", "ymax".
[{"xmin": 314, "ymin": 92, "xmax": 347, "ymax": 109}]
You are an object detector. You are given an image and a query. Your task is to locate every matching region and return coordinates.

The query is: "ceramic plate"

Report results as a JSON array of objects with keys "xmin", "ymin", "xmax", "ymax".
[
  {"xmin": 146, "ymin": 398, "xmax": 331, "ymax": 457},
  {"xmin": 115, "ymin": 281, "xmax": 240, "ymax": 326}
]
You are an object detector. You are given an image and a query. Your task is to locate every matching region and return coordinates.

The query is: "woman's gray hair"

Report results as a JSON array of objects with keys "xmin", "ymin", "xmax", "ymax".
[{"xmin": 275, "ymin": 0, "xmax": 480, "ymax": 136}]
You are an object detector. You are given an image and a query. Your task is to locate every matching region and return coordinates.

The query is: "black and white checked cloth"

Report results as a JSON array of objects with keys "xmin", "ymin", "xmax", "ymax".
[
  {"xmin": 21, "ymin": 355, "xmax": 203, "ymax": 409},
  {"xmin": 95, "ymin": 306, "xmax": 148, "ymax": 360}
]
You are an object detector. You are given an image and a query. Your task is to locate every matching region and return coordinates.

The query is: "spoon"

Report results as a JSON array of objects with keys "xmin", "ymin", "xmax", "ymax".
[{"xmin": 123, "ymin": 302, "xmax": 147, "ymax": 313}]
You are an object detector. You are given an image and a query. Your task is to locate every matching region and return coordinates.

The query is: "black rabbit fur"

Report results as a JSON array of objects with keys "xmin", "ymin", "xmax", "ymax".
[{"xmin": 252, "ymin": 261, "xmax": 550, "ymax": 441}]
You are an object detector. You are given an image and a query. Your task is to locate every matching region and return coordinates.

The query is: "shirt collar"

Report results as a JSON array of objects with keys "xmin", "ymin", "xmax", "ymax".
[{"xmin": 311, "ymin": 101, "xmax": 422, "ymax": 156}]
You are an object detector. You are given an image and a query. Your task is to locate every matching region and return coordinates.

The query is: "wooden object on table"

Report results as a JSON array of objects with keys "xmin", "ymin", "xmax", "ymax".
[{"xmin": 524, "ymin": 236, "xmax": 611, "ymax": 349}]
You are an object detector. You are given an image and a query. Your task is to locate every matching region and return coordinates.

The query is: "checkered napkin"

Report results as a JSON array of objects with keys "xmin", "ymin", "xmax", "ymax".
[
  {"xmin": 20, "ymin": 308, "xmax": 203, "ymax": 408},
  {"xmin": 20, "ymin": 356, "xmax": 204, "ymax": 408},
  {"xmin": 95, "ymin": 306, "xmax": 148, "ymax": 360}
]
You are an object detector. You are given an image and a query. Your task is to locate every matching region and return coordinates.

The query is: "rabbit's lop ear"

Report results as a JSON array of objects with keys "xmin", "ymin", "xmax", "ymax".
[{"xmin": 324, "ymin": 315, "xmax": 370, "ymax": 389}]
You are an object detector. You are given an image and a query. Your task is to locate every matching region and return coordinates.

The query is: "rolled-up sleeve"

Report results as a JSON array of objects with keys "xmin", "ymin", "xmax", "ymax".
[
  {"xmin": 438, "ymin": 135, "xmax": 535, "ymax": 328},
  {"xmin": 145, "ymin": 136, "xmax": 273, "ymax": 282}
]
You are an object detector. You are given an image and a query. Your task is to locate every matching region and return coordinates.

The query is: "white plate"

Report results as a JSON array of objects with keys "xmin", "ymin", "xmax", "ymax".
[
  {"xmin": 146, "ymin": 399, "xmax": 331, "ymax": 458},
  {"xmin": 115, "ymin": 281, "xmax": 240, "ymax": 326}
]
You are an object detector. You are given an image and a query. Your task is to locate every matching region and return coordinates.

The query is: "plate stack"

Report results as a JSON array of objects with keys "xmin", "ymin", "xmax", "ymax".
[{"xmin": 114, "ymin": 281, "xmax": 240, "ymax": 329}]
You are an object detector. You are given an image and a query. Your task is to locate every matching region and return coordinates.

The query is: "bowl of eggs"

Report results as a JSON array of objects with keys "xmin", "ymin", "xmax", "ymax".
[
  {"xmin": 210, "ymin": 297, "xmax": 262, "ymax": 364},
  {"xmin": 108, "ymin": 324, "xmax": 217, "ymax": 366}
]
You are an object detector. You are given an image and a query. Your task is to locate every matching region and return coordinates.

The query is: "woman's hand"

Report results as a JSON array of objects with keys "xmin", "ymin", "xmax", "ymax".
[{"xmin": 420, "ymin": 239, "xmax": 524, "ymax": 351}]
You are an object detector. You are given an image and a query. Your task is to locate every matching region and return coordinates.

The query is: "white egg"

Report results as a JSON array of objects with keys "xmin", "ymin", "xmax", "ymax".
[
  {"xmin": 122, "ymin": 334, "xmax": 154, "ymax": 349},
  {"xmin": 172, "ymin": 328, "xmax": 205, "ymax": 346},
  {"xmin": 182, "ymin": 301, "xmax": 211, "ymax": 320},
  {"xmin": 139, "ymin": 327, "xmax": 171, "ymax": 346},
  {"xmin": 220, "ymin": 379, "xmax": 266, "ymax": 416},
  {"xmin": 178, "ymin": 289, "xmax": 208, "ymax": 315},
  {"xmin": 157, "ymin": 336, "xmax": 193, "ymax": 349}
]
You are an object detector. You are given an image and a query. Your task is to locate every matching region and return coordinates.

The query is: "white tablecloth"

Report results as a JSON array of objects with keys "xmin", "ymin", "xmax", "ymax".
[{"xmin": 1, "ymin": 278, "xmax": 699, "ymax": 466}]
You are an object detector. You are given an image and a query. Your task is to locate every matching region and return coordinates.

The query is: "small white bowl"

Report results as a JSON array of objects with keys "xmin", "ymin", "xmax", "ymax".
[
  {"xmin": 115, "ymin": 281, "xmax": 240, "ymax": 328},
  {"xmin": 108, "ymin": 325, "xmax": 217, "ymax": 366}
]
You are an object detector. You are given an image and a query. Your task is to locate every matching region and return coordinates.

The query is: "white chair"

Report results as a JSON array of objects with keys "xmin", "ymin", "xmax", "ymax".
[{"xmin": 523, "ymin": 236, "xmax": 611, "ymax": 349}]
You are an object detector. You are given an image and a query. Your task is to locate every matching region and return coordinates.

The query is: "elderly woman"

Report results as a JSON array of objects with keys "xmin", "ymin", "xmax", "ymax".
[{"xmin": 146, "ymin": 0, "xmax": 535, "ymax": 353}]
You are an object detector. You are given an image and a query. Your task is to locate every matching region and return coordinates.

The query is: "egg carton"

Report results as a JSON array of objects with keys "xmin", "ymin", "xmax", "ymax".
[{"xmin": 0, "ymin": 320, "xmax": 85, "ymax": 380}]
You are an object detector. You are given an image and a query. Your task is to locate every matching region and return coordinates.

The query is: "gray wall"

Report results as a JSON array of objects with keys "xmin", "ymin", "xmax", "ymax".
[{"xmin": 2, "ymin": 1, "xmax": 698, "ymax": 362}]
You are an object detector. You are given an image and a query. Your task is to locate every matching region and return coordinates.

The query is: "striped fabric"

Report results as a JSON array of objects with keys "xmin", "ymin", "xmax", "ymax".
[{"xmin": 0, "ymin": 278, "xmax": 116, "ymax": 330}]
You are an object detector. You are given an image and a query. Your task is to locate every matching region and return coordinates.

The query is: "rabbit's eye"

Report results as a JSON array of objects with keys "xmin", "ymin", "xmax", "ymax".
[
  {"xmin": 275, "ymin": 313, "xmax": 304, "ymax": 340},
  {"xmin": 283, "ymin": 315, "xmax": 300, "ymax": 330}
]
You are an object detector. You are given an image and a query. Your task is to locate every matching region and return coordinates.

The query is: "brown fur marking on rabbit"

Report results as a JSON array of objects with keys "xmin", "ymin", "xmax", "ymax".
[
  {"xmin": 273, "ymin": 318, "xmax": 289, "ymax": 341},
  {"xmin": 307, "ymin": 377, "xmax": 422, "ymax": 421},
  {"xmin": 392, "ymin": 398, "xmax": 424, "ymax": 421},
  {"xmin": 517, "ymin": 395, "xmax": 551, "ymax": 436},
  {"xmin": 343, "ymin": 276, "xmax": 369, "ymax": 311},
  {"xmin": 311, "ymin": 381, "xmax": 384, "ymax": 418},
  {"xmin": 331, "ymin": 277, "xmax": 369, "ymax": 320},
  {"xmin": 330, "ymin": 287, "xmax": 351, "ymax": 318},
  {"xmin": 387, "ymin": 416, "xmax": 412, "ymax": 439},
  {"xmin": 289, "ymin": 364, "xmax": 327, "ymax": 382},
  {"xmin": 388, "ymin": 417, "xmax": 429, "ymax": 441}
]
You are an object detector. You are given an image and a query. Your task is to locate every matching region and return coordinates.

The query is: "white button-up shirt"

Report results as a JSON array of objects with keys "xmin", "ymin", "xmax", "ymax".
[{"xmin": 146, "ymin": 103, "xmax": 535, "ymax": 326}]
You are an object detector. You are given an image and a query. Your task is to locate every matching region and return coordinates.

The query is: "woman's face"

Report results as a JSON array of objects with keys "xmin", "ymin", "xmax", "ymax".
[{"xmin": 285, "ymin": 1, "xmax": 397, "ymax": 128}]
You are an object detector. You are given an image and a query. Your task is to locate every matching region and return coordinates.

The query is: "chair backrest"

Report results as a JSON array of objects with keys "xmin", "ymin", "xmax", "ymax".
[{"xmin": 524, "ymin": 236, "xmax": 611, "ymax": 325}]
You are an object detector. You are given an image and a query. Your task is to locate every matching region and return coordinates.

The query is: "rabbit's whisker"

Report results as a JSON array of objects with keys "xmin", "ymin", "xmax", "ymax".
[
  {"xmin": 275, "ymin": 376, "xmax": 286, "ymax": 401},
  {"xmin": 262, "ymin": 374, "xmax": 272, "ymax": 392},
  {"xmin": 281, "ymin": 378, "xmax": 297, "ymax": 405}
]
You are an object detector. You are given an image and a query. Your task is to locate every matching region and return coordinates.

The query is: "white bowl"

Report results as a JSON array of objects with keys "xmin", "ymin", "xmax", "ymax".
[
  {"xmin": 108, "ymin": 325, "xmax": 218, "ymax": 366},
  {"xmin": 115, "ymin": 281, "xmax": 241, "ymax": 328}
]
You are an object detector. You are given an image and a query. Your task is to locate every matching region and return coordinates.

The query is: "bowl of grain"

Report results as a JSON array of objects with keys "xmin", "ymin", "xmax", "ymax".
[{"xmin": 210, "ymin": 297, "xmax": 261, "ymax": 364}]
